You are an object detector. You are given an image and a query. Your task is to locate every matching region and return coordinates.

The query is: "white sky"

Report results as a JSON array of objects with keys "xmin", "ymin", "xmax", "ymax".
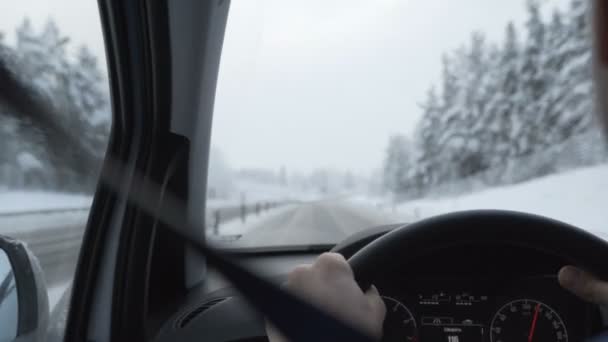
[
  {"xmin": 0, "ymin": 0, "xmax": 106, "ymax": 66},
  {"xmin": 0, "ymin": 0, "xmax": 569, "ymax": 175}
]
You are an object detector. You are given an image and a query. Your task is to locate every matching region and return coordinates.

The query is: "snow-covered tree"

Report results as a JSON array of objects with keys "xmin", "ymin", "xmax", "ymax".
[
  {"xmin": 388, "ymin": 0, "xmax": 595, "ymax": 197},
  {"xmin": 483, "ymin": 22, "xmax": 522, "ymax": 164},
  {"xmin": 551, "ymin": 0, "xmax": 593, "ymax": 139},
  {"xmin": 66, "ymin": 46, "xmax": 110, "ymax": 163},
  {"xmin": 413, "ymin": 87, "xmax": 442, "ymax": 185},
  {"xmin": 383, "ymin": 135, "xmax": 414, "ymax": 194},
  {"xmin": 0, "ymin": 18, "xmax": 110, "ymax": 191},
  {"xmin": 415, "ymin": 33, "xmax": 495, "ymax": 182},
  {"xmin": 515, "ymin": 0, "xmax": 548, "ymax": 155}
]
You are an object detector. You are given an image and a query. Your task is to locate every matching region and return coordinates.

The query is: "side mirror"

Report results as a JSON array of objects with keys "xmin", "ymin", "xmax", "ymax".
[{"xmin": 0, "ymin": 235, "xmax": 49, "ymax": 342}]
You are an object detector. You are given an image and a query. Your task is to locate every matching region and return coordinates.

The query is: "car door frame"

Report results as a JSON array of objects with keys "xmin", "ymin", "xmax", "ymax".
[{"xmin": 64, "ymin": 1, "xmax": 230, "ymax": 341}]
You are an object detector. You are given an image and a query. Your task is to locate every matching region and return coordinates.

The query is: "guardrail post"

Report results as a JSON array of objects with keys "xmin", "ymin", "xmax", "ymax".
[
  {"xmin": 255, "ymin": 203, "xmax": 260, "ymax": 216},
  {"xmin": 213, "ymin": 210, "xmax": 220, "ymax": 235},
  {"xmin": 240, "ymin": 203, "xmax": 246, "ymax": 223}
]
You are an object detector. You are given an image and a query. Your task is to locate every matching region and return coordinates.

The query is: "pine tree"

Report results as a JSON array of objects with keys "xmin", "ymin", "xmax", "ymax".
[
  {"xmin": 517, "ymin": 0, "xmax": 548, "ymax": 155},
  {"xmin": 440, "ymin": 53, "xmax": 459, "ymax": 112},
  {"xmin": 542, "ymin": 9, "xmax": 574, "ymax": 144},
  {"xmin": 483, "ymin": 22, "xmax": 522, "ymax": 165},
  {"xmin": 413, "ymin": 87, "xmax": 443, "ymax": 186},
  {"xmin": 458, "ymin": 33, "xmax": 492, "ymax": 176},
  {"xmin": 383, "ymin": 135, "xmax": 413, "ymax": 194},
  {"xmin": 2, "ymin": 18, "xmax": 110, "ymax": 191},
  {"xmin": 69, "ymin": 46, "xmax": 110, "ymax": 158},
  {"xmin": 553, "ymin": 0, "xmax": 593, "ymax": 139},
  {"xmin": 427, "ymin": 33, "xmax": 493, "ymax": 179}
]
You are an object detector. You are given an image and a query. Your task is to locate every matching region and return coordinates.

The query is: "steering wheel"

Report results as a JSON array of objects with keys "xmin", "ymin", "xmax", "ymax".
[{"xmin": 346, "ymin": 210, "xmax": 608, "ymax": 290}]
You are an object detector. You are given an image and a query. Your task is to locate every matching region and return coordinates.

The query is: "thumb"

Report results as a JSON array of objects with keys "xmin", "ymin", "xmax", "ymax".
[
  {"xmin": 364, "ymin": 285, "xmax": 386, "ymax": 340},
  {"xmin": 558, "ymin": 266, "xmax": 608, "ymax": 306}
]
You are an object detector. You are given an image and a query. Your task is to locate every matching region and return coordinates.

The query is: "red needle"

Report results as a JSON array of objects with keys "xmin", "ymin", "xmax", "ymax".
[{"xmin": 528, "ymin": 303, "xmax": 541, "ymax": 342}]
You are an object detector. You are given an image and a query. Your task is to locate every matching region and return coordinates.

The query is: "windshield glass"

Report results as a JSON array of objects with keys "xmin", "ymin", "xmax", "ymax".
[
  {"xmin": 0, "ymin": 1, "xmax": 110, "ymax": 338},
  {"xmin": 208, "ymin": 0, "xmax": 600, "ymax": 249}
]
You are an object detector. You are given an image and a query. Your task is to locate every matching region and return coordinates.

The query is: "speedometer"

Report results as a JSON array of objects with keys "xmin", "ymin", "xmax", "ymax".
[
  {"xmin": 382, "ymin": 296, "xmax": 418, "ymax": 342},
  {"xmin": 490, "ymin": 299, "xmax": 567, "ymax": 342}
]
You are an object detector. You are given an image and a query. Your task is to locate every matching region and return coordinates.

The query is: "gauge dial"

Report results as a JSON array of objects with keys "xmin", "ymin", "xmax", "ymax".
[
  {"xmin": 382, "ymin": 296, "xmax": 417, "ymax": 342},
  {"xmin": 490, "ymin": 299, "xmax": 567, "ymax": 342}
]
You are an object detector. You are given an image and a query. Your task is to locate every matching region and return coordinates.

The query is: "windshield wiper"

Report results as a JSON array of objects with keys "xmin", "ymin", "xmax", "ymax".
[{"xmin": 217, "ymin": 243, "xmax": 336, "ymax": 255}]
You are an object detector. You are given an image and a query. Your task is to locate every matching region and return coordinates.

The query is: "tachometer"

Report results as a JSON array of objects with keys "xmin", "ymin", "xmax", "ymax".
[
  {"xmin": 490, "ymin": 299, "xmax": 567, "ymax": 342},
  {"xmin": 382, "ymin": 296, "xmax": 418, "ymax": 342}
]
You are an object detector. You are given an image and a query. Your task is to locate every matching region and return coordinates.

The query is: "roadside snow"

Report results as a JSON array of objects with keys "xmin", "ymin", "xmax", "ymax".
[
  {"xmin": 396, "ymin": 163, "xmax": 608, "ymax": 238},
  {"xmin": 0, "ymin": 192, "xmax": 91, "ymax": 214},
  {"xmin": 0, "ymin": 192, "xmax": 91, "ymax": 235},
  {"xmin": 206, "ymin": 198, "xmax": 241, "ymax": 210},
  {"xmin": 48, "ymin": 281, "xmax": 71, "ymax": 310},
  {"xmin": 0, "ymin": 211, "xmax": 89, "ymax": 235}
]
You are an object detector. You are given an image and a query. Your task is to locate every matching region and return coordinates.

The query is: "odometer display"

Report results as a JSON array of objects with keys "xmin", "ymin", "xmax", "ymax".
[{"xmin": 490, "ymin": 299, "xmax": 568, "ymax": 342}]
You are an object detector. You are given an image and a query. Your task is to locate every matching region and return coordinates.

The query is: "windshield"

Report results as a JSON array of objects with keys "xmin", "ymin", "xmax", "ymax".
[
  {"xmin": 207, "ymin": 0, "xmax": 601, "ymax": 248},
  {"xmin": 0, "ymin": 1, "xmax": 110, "ymax": 338}
]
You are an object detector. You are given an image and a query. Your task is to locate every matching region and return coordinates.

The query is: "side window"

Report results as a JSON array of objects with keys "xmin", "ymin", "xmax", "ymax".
[{"xmin": 0, "ymin": 2, "xmax": 110, "ymax": 337}]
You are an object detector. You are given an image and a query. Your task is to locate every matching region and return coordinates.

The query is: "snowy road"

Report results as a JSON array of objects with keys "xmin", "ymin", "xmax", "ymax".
[
  {"xmin": 0, "ymin": 198, "xmax": 403, "ymax": 303},
  {"xmin": 1, "ymin": 163, "xmax": 607, "ymax": 313},
  {"xmin": 221, "ymin": 200, "xmax": 404, "ymax": 248}
]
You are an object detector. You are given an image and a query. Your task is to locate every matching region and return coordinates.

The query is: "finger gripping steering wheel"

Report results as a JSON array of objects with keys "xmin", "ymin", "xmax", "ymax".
[{"xmin": 347, "ymin": 210, "xmax": 608, "ymax": 291}]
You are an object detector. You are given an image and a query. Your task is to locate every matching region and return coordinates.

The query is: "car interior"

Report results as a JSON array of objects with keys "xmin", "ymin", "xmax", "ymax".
[{"xmin": 1, "ymin": 1, "xmax": 608, "ymax": 342}]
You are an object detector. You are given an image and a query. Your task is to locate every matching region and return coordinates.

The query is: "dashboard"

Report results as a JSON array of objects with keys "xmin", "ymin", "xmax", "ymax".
[{"xmin": 153, "ymin": 231, "xmax": 604, "ymax": 342}]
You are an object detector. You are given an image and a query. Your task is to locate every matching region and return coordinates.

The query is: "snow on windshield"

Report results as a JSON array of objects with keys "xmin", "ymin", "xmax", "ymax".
[{"xmin": 207, "ymin": 0, "xmax": 606, "ymax": 248}]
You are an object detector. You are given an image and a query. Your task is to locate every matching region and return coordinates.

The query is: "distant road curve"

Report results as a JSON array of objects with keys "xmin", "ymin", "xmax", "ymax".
[{"xmin": 219, "ymin": 200, "xmax": 405, "ymax": 248}]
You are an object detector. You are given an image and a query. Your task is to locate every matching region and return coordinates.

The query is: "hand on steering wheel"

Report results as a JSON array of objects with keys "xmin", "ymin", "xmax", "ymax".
[
  {"xmin": 266, "ymin": 253, "xmax": 386, "ymax": 342},
  {"xmin": 559, "ymin": 266, "xmax": 608, "ymax": 306}
]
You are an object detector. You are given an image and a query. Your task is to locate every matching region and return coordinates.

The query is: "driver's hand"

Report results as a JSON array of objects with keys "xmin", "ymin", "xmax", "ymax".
[
  {"xmin": 266, "ymin": 252, "xmax": 386, "ymax": 342},
  {"xmin": 558, "ymin": 266, "xmax": 608, "ymax": 305}
]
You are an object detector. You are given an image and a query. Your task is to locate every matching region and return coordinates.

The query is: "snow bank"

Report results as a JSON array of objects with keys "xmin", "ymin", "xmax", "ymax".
[
  {"xmin": 0, "ymin": 192, "xmax": 91, "ymax": 214},
  {"xmin": 397, "ymin": 163, "xmax": 608, "ymax": 238},
  {"xmin": 0, "ymin": 211, "xmax": 89, "ymax": 235},
  {"xmin": 48, "ymin": 281, "xmax": 71, "ymax": 310}
]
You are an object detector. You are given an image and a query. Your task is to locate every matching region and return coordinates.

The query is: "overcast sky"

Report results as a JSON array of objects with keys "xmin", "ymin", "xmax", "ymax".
[
  {"xmin": 214, "ymin": 0, "xmax": 570, "ymax": 174},
  {"xmin": 0, "ymin": 0, "xmax": 106, "ymax": 65},
  {"xmin": 0, "ymin": 0, "xmax": 568, "ymax": 175}
]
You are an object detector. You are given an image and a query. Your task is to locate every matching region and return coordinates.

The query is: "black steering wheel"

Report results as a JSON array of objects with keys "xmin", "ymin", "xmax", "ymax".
[{"xmin": 346, "ymin": 210, "xmax": 608, "ymax": 290}]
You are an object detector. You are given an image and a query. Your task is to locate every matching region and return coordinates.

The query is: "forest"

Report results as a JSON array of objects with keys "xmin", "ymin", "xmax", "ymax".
[
  {"xmin": 382, "ymin": 0, "xmax": 600, "ymax": 199},
  {"xmin": 0, "ymin": 19, "xmax": 110, "ymax": 193}
]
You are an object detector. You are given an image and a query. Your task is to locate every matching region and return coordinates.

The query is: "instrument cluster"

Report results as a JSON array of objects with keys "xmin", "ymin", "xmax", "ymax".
[{"xmin": 379, "ymin": 276, "xmax": 596, "ymax": 342}]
